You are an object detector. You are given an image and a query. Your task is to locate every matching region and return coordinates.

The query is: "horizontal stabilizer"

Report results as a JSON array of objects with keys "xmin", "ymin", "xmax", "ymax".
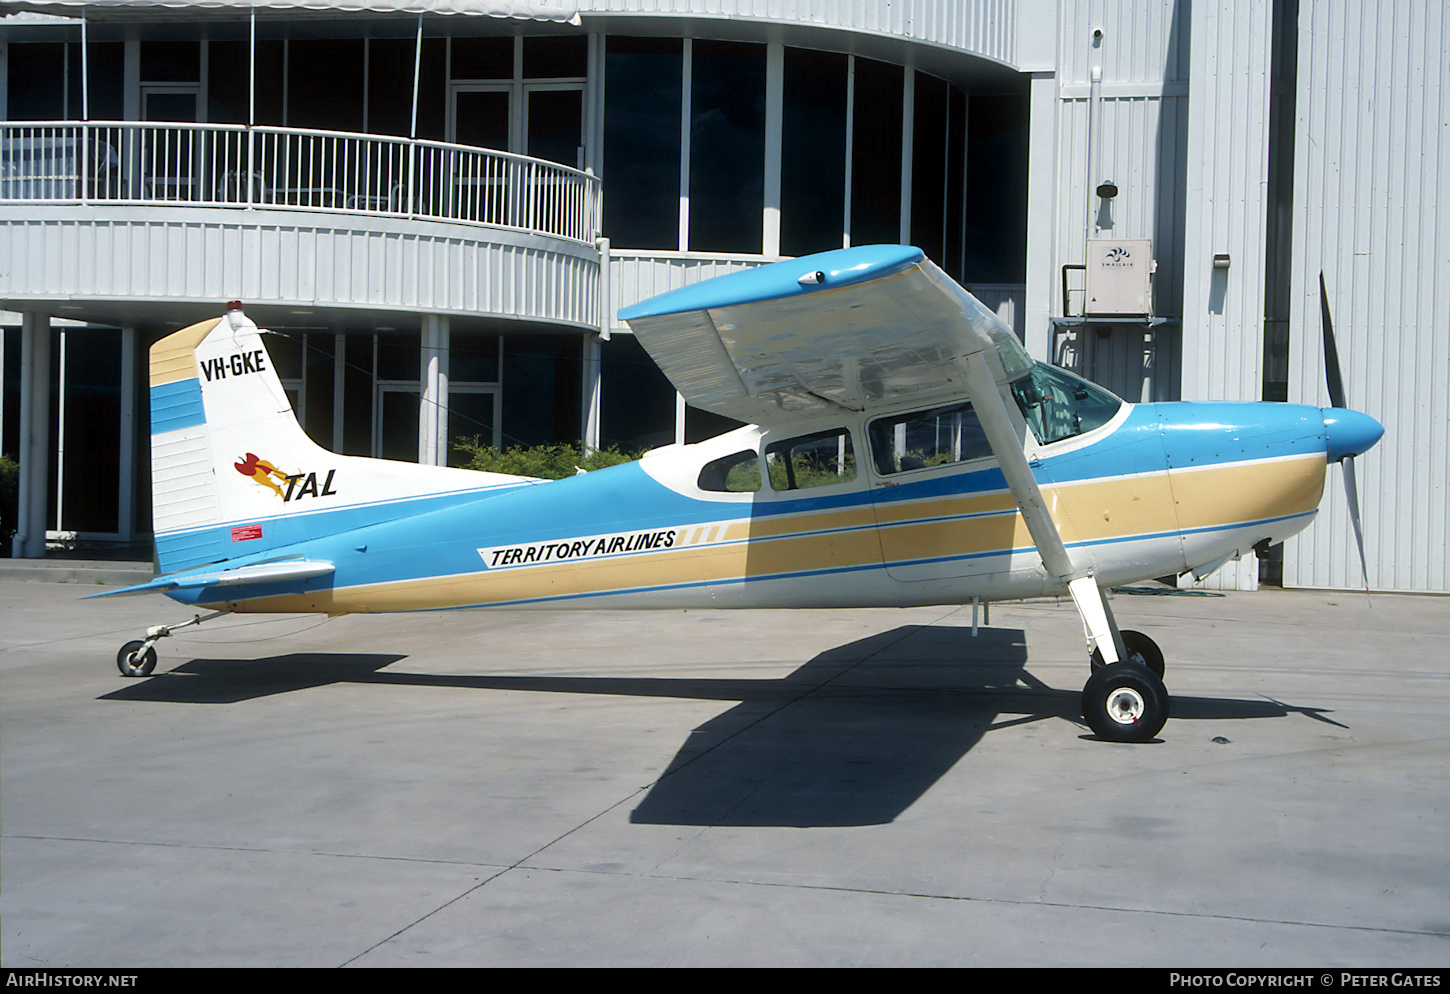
[{"xmin": 87, "ymin": 559, "xmax": 335, "ymax": 599}]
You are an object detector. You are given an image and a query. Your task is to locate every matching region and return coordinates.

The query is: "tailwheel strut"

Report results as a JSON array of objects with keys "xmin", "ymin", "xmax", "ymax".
[{"xmin": 115, "ymin": 609, "xmax": 233, "ymax": 677}]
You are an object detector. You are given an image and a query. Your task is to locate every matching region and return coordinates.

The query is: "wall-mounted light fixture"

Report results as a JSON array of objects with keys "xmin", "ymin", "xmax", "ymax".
[{"xmin": 1213, "ymin": 253, "xmax": 1231, "ymax": 269}]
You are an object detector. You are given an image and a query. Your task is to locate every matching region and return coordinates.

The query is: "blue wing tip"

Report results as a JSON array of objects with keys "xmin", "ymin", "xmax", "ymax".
[{"xmin": 618, "ymin": 244, "xmax": 925, "ymax": 321}]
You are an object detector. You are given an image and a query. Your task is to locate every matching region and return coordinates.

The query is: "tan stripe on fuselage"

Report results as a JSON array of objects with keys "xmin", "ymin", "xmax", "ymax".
[{"xmin": 227, "ymin": 455, "xmax": 1326, "ymax": 614}]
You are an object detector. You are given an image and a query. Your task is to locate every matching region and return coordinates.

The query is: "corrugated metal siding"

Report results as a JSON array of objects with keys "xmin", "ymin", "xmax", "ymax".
[
  {"xmin": 0, "ymin": 206, "xmax": 601, "ymax": 328},
  {"xmin": 1283, "ymin": 0, "xmax": 1449, "ymax": 593},
  {"xmin": 570, "ymin": 0, "xmax": 1018, "ymax": 67},
  {"xmin": 1053, "ymin": 1, "xmax": 1191, "ymax": 324},
  {"xmin": 1178, "ymin": 0, "xmax": 1274, "ymax": 591},
  {"xmin": 606, "ymin": 251, "xmax": 767, "ymax": 334},
  {"xmin": 1049, "ymin": 1, "xmax": 1190, "ymax": 410},
  {"xmin": 1054, "ymin": 94, "xmax": 1191, "ymax": 318},
  {"xmin": 961, "ymin": 284, "xmax": 1025, "ymax": 340},
  {"xmin": 1057, "ymin": 0, "xmax": 1191, "ymax": 86}
]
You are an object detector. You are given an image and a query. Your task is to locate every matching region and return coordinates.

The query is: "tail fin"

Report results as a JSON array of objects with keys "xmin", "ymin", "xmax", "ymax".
[{"xmin": 148, "ymin": 304, "xmax": 526, "ymax": 573}]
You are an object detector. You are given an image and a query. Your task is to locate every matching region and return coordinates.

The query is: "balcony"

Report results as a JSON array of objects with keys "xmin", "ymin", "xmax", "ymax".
[{"xmin": 0, "ymin": 121, "xmax": 604, "ymax": 329}]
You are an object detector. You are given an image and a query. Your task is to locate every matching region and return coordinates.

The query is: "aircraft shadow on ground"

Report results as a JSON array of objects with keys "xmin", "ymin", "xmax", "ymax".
[{"xmin": 97, "ymin": 625, "xmax": 1340, "ymax": 827}]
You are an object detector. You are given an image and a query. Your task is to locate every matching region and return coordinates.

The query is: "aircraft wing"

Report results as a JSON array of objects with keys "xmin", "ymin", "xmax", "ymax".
[
  {"xmin": 622, "ymin": 245, "xmax": 1112, "ymax": 644},
  {"xmin": 618, "ymin": 245, "xmax": 1033, "ymax": 425},
  {"xmin": 86, "ymin": 559, "xmax": 335, "ymax": 598}
]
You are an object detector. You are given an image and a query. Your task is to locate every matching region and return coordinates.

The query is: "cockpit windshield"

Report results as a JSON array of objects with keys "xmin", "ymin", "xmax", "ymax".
[{"xmin": 1009, "ymin": 364, "xmax": 1123, "ymax": 445}]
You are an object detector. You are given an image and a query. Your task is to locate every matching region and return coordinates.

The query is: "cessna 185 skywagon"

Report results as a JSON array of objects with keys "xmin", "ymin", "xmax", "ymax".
[{"xmin": 99, "ymin": 244, "xmax": 1383, "ymax": 743}]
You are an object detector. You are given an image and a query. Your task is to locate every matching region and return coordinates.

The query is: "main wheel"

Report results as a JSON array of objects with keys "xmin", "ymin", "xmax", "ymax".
[
  {"xmin": 1090, "ymin": 629, "xmax": 1165, "ymax": 678},
  {"xmin": 116, "ymin": 640, "xmax": 157, "ymax": 678},
  {"xmin": 1082, "ymin": 661, "xmax": 1169, "ymax": 742}
]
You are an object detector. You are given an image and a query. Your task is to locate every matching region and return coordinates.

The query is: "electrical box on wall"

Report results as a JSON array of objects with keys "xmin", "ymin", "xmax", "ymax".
[{"xmin": 1085, "ymin": 239, "xmax": 1154, "ymax": 316}]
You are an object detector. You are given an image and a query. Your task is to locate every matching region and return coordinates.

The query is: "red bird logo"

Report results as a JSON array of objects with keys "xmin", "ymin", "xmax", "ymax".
[{"xmin": 234, "ymin": 452, "xmax": 291, "ymax": 499}]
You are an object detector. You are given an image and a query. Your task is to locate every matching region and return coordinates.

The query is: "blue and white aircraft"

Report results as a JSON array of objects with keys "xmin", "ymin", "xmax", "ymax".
[{"xmin": 100, "ymin": 245, "xmax": 1383, "ymax": 742}]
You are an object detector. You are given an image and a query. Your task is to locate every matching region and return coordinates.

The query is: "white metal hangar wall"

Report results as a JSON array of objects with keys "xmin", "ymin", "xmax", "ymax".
[
  {"xmin": 1034, "ymin": 0, "xmax": 1446, "ymax": 595},
  {"xmin": 1280, "ymin": 0, "xmax": 1448, "ymax": 594}
]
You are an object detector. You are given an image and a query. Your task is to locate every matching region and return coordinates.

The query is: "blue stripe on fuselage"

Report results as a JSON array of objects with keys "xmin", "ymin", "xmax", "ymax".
[
  {"xmin": 155, "ymin": 481, "xmax": 542, "ymax": 574},
  {"xmin": 164, "ymin": 400, "xmax": 1331, "ymax": 602}
]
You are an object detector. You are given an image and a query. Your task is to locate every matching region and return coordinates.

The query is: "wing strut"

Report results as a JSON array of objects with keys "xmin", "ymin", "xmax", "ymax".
[{"xmin": 960, "ymin": 353, "xmax": 1125, "ymax": 664}]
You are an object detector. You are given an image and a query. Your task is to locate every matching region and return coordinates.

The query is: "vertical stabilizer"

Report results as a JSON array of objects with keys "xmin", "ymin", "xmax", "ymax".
[{"xmin": 147, "ymin": 305, "xmax": 530, "ymax": 574}]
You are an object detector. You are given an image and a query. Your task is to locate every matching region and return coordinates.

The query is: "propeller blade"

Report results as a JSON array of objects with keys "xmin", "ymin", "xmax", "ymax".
[
  {"xmin": 1319, "ymin": 272, "xmax": 1348, "ymax": 410},
  {"xmin": 1341, "ymin": 454, "xmax": 1371, "ymax": 597},
  {"xmin": 1321, "ymin": 274, "xmax": 1373, "ymax": 601}
]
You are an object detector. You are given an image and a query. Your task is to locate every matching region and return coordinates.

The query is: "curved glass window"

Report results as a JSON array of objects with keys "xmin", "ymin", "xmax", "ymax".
[
  {"xmin": 1010, "ymin": 365, "xmax": 1123, "ymax": 445},
  {"xmin": 765, "ymin": 428, "xmax": 855, "ymax": 491},
  {"xmin": 698, "ymin": 450, "xmax": 762, "ymax": 493}
]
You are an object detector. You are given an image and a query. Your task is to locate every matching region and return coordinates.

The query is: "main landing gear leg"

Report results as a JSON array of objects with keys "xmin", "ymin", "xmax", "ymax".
[
  {"xmin": 116, "ymin": 609, "xmax": 233, "ymax": 677},
  {"xmin": 1068, "ymin": 576, "xmax": 1169, "ymax": 742}
]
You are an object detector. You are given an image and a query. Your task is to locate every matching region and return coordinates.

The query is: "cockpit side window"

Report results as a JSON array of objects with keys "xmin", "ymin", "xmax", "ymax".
[
  {"xmin": 764, "ymin": 428, "xmax": 856, "ymax": 491},
  {"xmin": 697, "ymin": 449, "xmax": 762, "ymax": 492},
  {"xmin": 1009, "ymin": 364, "xmax": 1123, "ymax": 445},
  {"xmin": 868, "ymin": 401, "xmax": 993, "ymax": 475}
]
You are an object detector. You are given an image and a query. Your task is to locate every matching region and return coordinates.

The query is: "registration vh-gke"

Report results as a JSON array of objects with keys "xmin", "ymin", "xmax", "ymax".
[{"xmin": 97, "ymin": 245, "xmax": 1384, "ymax": 743}]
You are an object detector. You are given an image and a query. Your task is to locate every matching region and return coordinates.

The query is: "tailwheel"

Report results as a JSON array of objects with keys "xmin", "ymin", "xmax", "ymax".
[
  {"xmin": 1082, "ymin": 661, "xmax": 1169, "ymax": 742},
  {"xmin": 116, "ymin": 640, "xmax": 158, "ymax": 678},
  {"xmin": 112, "ymin": 610, "xmax": 231, "ymax": 677},
  {"xmin": 1090, "ymin": 629, "xmax": 1165, "ymax": 678}
]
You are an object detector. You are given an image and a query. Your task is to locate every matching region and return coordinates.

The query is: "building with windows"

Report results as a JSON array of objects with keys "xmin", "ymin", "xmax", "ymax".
[{"xmin": 1, "ymin": 0, "xmax": 1445, "ymax": 594}]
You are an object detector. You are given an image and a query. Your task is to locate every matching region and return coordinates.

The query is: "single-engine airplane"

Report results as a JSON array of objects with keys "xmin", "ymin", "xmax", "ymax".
[{"xmin": 97, "ymin": 244, "xmax": 1384, "ymax": 742}]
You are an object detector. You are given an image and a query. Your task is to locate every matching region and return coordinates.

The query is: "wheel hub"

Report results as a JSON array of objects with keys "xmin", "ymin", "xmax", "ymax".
[{"xmin": 1106, "ymin": 686, "xmax": 1146, "ymax": 725}]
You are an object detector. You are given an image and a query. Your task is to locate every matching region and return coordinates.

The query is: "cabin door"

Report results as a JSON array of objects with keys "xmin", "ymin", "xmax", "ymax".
[{"xmin": 867, "ymin": 400, "xmax": 1015, "ymax": 582}]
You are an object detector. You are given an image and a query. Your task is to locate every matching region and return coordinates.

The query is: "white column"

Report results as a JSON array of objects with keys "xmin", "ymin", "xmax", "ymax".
[
  {"xmin": 419, "ymin": 314, "xmax": 449, "ymax": 466},
  {"xmin": 842, "ymin": 55, "xmax": 855, "ymax": 248},
  {"xmin": 118, "ymin": 326, "xmax": 137, "ymax": 542},
  {"xmin": 1023, "ymin": 71, "xmax": 1059, "ymax": 361},
  {"xmin": 332, "ymin": 334, "xmax": 346, "ymax": 454},
  {"xmin": 762, "ymin": 42, "xmax": 784, "ymax": 259},
  {"xmin": 899, "ymin": 67, "xmax": 914, "ymax": 245},
  {"xmin": 12, "ymin": 313, "xmax": 51, "ymax": 558},
  {"xmin": 677, "ymin": 40, "xmax": 692, "ymax": 252},
  {"xmin": 581, "ymin": 333, "xmax": 602, "ymax": 453}
]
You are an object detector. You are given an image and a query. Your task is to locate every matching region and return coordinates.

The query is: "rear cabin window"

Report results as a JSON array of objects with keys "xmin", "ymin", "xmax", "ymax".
[
  {"xmin": 697, "ymin": 449, "xmax": 762, "ymax": 492},
  {"xmin": 868, "ymin": 402, "xmax": 992, "ymax": 475},
  {"xmin": 764, "ymin": 428, "xmax": 856, "ymax": 491}
]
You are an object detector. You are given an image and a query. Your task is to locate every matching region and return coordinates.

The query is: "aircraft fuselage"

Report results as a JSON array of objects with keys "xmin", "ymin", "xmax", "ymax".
[{"xmin": 178, "ymin": 398, "xmax": 1337, "ymax": 615}]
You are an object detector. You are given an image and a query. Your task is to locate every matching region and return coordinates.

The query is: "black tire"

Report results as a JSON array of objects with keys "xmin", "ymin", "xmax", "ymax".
[
  {"xmin": 1090, "ymin": 629, "xmax": 1165, "ymax": 678},
  {"xmin": 1082, "ymin": 661, "xmax": 1169, "ymax": 742},
  {"xmin": 116, "ymin": 640, "xmax": 157, "ymax": 678}
]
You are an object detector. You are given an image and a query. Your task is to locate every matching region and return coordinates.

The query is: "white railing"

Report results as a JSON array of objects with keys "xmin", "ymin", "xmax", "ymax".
[{"xmin": 0, "ymin": 121, "xmax": 602, "ymax": 244}]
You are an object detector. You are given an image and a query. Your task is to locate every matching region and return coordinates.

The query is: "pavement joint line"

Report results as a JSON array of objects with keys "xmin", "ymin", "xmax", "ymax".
[
  {"xmin": 0, "ymin": 833, "xmax": 512, "ymax": 870},
  {"xmin": 340, "ymin": 606, "xmax": 967, "ymax": 965},
  {"xmin": 337, "ymin": 787, "xmax": 651, "ymax": 967},
  {"xmin": 491, "ymin": 862, "xmax": 1450, "ymax": 941},
  {"xmin": 10, "ymin": 828, "xmax": 1447, "ymax": 945}
]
